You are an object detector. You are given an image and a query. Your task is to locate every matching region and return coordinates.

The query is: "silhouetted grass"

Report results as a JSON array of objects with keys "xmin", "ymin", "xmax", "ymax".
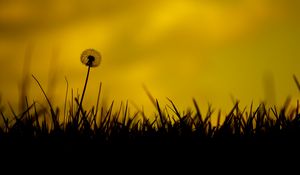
[
  {"xmin": 1, "ymin": 87, "xmax": 300, "ymax": 146},
  {"xmin": 0, "ymin": 75, "xmax": 300, "ymax": 170},
  {"xmin": 1, "ymin": 49, "xmax": 300, "ymax": 165}
]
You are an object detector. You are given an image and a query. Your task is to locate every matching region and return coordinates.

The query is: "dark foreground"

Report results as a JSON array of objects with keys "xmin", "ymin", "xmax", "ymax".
[{"xmin": 1, "ymin": 101, "xmax": 300, "ymax": 172}]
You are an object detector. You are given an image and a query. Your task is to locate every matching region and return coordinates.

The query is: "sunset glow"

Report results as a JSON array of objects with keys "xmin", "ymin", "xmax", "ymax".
[{"xmin": 0, "ymin": 0, "xmax": 299, "ymax": 117}]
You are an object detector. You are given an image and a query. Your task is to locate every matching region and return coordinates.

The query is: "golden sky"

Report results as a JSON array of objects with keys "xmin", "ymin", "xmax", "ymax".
[{"xmin": 0, "ymin": 0, "xmax": 300, "ymax": 116}]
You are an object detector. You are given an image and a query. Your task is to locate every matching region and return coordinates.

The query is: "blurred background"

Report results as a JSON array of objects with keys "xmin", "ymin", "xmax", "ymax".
[{"xmin": 0, "ymin": 0, "xmax": 299, "ymax": 116}]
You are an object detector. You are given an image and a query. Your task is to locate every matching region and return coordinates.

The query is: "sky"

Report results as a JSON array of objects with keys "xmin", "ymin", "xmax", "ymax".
[{"xmin": 0, "ymin": 0, "xmax": 299, "ymax": 117}]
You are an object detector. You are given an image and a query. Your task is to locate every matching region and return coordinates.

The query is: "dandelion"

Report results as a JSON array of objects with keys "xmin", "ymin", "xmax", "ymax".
[
  {"xmin": 76, "ymin": 49, "xmax": 101, "ymax": 118},
  {"xmin": 81, "ymin": 48, "xmax": 101, "ymax": 67}
]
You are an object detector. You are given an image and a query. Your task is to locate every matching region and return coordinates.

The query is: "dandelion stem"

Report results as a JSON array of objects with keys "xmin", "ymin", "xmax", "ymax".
[{"xmin": 76, "ymin": 65, "xmax": 91, "ymax": 118}]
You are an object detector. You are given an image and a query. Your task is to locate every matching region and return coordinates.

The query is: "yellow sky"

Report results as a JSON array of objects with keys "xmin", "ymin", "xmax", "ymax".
[{"xmin": 0, "ymin": 0, "xmax": 299, "ymax": 116}]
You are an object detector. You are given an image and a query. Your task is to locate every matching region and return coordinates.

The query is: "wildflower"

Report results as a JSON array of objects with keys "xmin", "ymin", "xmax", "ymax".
[
  {"xmin": 76, "ymin": 49, "xmax": 101, "ymax": 118},
  {"xmin": 80, "ymin": 49, "xmax": 101, "ymax": 67}
]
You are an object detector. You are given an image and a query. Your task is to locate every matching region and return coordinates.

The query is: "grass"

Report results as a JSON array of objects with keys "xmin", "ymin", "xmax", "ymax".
[
  {"xmin": 1, "ymin": 50, "xmax": 300, "ymax": 164},
  {"xmin": 1, "ymin": 80, "xmax": 300, "ymax": 146},
  {"xmin": 0, "ymin": 75, "xmax": 300, "ymax": 170}
]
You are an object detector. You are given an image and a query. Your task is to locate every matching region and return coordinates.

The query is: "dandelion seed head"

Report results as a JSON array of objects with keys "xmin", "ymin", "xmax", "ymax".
[{"xmin": 81, "ymin": 49, "xmax": 101, "ymax": 67}]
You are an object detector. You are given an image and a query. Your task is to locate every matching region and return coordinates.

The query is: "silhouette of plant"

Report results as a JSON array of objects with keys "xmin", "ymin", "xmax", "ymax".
[
  {"xmin": 1, "ymin": 50, "xmax": 300, "ymax": 162},
  {"xmin": 76, "ymin": 49, "xmax": 101, "ymax": 119}
]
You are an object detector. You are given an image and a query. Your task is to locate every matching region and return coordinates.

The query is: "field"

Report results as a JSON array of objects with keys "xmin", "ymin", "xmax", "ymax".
[
  {"xmin": 1, "ymin": 76, "xmax": 300, "ymax": 147},
  {"xmin": 1, "ymin": 74, "xmax": 299, "ymax": 170},
  {"xmin": 1, "ymin": 51, "xmax": 300, "ymax": 168}
]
